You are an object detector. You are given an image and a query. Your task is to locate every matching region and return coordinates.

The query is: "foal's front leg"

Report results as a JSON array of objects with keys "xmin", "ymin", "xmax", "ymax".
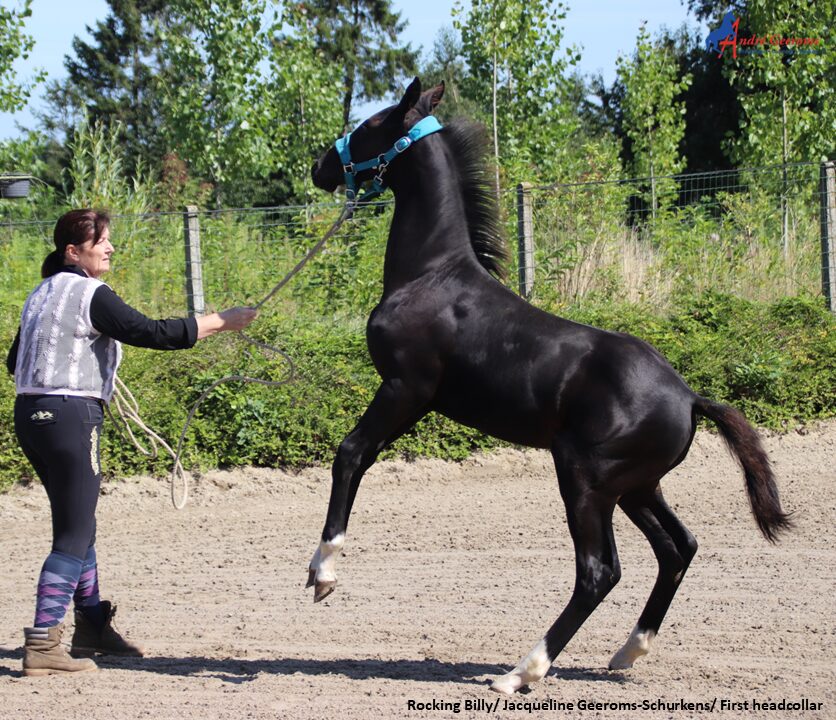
[{"xmin": 308, "ymin": 378, "xmax": 431, "ymax": 602}]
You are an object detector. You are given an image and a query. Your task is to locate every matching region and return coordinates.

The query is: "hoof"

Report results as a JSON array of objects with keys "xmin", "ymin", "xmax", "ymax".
[
  {"xmin": 313, "ymin": 580, "xmax": 336, "ymax": 603},
  {"xmin": 491, "ymin": 639, "xmax": 550, "ymax": 695},
  {"xmin": 306, "ymin": 568, "xmax": 316, "ymax": 588},
  {"xmin": 609, "ymin": 627, "xmax": 654, "ymax": 670},
  {"xmin": 490, "ymin": 672, "xmax": 525, "ymax": 695},
  {"xmin": 608, "ymin": 654, "xmax": 634, "ymax": 671}
]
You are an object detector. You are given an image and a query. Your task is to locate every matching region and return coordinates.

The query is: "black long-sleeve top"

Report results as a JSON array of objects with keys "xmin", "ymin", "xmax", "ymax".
[{"xmin": 6, "ymin": 266, "xmax": 198, "ymax": 375}]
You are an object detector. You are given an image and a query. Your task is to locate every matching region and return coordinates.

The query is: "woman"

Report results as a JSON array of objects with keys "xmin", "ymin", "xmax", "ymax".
[{"xmin": 6, "ymin": 209, "xmax": 258, "ymax": 676}]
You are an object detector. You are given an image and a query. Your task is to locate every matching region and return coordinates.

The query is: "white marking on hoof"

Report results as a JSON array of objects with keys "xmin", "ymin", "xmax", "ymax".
[
  {"xmin": 490, "ymin": 639, "xmax": 551, "ymax": 695},
  {"xmin": 315, "ymin": 533, "xmax": 345, "ymax": 583},
  {"xmin": 609, "ymin": 626, "xmax": 656, "ymax": 670}
]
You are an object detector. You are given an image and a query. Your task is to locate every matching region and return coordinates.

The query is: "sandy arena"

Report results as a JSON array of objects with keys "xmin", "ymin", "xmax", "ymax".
[{"xmin": 0, "ymin": 423, "xmax": 834, "ymax": 719}]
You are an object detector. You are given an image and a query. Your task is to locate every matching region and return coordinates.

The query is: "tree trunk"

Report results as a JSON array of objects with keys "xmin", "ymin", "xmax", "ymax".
[
  {"xmin": 781, "ymin": 87, "xmax": 789, "ymax": 261},
  {"xmin": 342, "ymin": 69, "xmax": 355, "ymax": 132},
  {"xmin": 341, "ymin": 0, "xmax": 361, "ymax": 132},
  {"xmin": 649, "ymin": 138, "xmax": 657, "ymax": 219},
  {"xmin": 492, "ymin": 48, "xmax": 500, "ymax": 198}
]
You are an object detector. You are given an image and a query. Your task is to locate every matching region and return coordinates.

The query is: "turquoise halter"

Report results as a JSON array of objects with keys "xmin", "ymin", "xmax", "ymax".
[{"xmin": 335, "ymin": 116, "xmax": 443, "ymax": 204}]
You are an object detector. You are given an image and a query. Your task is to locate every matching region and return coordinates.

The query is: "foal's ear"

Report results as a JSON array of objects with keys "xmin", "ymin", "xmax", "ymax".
[
  {"xmin": 410, "ymin": 82, "xmax": 445, "ymax": 118},
  {"xmin": 404, "ymin": 81, "xmax": 445, "ymax": 127},
  {"xmin": 422, "ymin": 82, "xmax": 445, "ymax": 113},
  {"xmin": 396, "ymin": 77, "xmax": 422, "ymax": 114}
]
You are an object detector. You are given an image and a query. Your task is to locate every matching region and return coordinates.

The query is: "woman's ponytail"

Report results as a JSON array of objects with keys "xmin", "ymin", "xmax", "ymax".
[{"xmin": 41, "ymin": 249, "xmax": 64, "ymax": 278}]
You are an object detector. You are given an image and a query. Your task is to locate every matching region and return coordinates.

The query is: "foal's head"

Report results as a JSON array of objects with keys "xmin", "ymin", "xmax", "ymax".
[{"xmin": 311, "ymin": 77, "xmax": 445, "ymax": 195}]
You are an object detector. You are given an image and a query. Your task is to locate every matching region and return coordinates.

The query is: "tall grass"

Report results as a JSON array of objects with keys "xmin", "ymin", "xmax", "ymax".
[
  {"xmin": 65, "ymin": 118, "xmax": 153, "ymax": 216},
  {"xmin": 524, "ymin": 165, "xmax": 823, "ymax": 312}
]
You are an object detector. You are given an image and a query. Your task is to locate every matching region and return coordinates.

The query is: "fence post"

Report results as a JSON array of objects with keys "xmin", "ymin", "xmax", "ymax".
[
  {"xmin": 516, "ymin": 182, "xmax": 535, "ymax": 298},
  {"xmin": 183, "ymin": 205, "xmax": 205, "ymax": 316},
  {"xmin": 821, "ymin": 161, "xmax": 836, "ymax": 314}
]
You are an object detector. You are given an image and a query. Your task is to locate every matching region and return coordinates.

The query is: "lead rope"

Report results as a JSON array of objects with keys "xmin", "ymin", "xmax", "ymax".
[{"xmin": 110, "ymin": 203, "xmax": 356, "ymax": 509}]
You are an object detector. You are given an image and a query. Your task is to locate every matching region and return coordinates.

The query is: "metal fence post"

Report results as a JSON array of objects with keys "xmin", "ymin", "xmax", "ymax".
[
  {"xmin": 820, "ymin": 161, "xmax": 836, "ymax": 314},
  {"xmin": 516, "ymin": 182, "xmax": 535, "ymax": 298},
  {"xmin": 183, "ymin": 205, "xmax": 205, "ymax": 316}
]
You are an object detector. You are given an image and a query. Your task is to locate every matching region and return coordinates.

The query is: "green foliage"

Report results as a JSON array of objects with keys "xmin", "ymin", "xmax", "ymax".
[
  {"xmin": 0, "ymin": 0, "xmax": 45, "ymax": 114},
  {"xmin": 155, "ymin": 152, "xmax": 214, "ymax": 211},
  {"xmin": 54, "ymin": 0, "xmax": 177, "ymax": 173},
  {"xmin": 670, "ymin": 25, "xmax": 741, "ymax": 173},
  {"xmin": 453, "ymin": 0, "xmax": 580, "ymax": 185},
  {"xmin": 0, "ymin": 299, "xmax": 28, "ymax": 485},
  {"xmin": 301, "ymin": 0, "xmax": 419, "ymax": 129},
  {"xmin": 64, "ymin": 117, "xmax": 154, "ymax": 214},
  {"xmin": 528, "ymin": 161, "xmax": 821, "ymax": 309},
  {"xmin": 291, "ymin": 205, "xmax": 392, "ymax": 317},
  {"xmin": 524, "ymin": 139, "xmax": 632, "ymax": 304},
  {"xmin": 617, "ymin": 24, "xmax": 692, "ymax": 211},
  {"xmin": 566, "ymin": 292, "xmax": 836, "ymax": 429},
  {"xmin": 2, "ymin": 287, "xmax": 833, "ymax": 492},
  {"xmin": 158, "ymin": 0, "xmax": 272, "ymax": 204},
  {"xmin": 264, "ymin": 4, "xmax": 345, "ymax": 205},
  {"xmin": 157, "ymin": 1, "xmax": 344, "ymax": 207},
  {"xmin": 584, "ymin": 24, "xmax": 740, "ymax": 177},
  {"xmin": 723, "ymin": 0, "xmax": 835, "ymax": 165},
  {"xmin": 0, "ymin": 130, "xmax": 59, "ymax": 217},
  {"xmin": 419, "ymin": 26, "xmax": 482, "ymax": 123}
]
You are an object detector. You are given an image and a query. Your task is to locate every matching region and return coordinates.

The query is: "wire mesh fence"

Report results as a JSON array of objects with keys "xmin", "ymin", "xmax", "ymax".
[
  {"xmin": 511, "ymin": 161, "xmax": 833, "ymax": 310},
  {"xmin": 2, "ymin": 161, "xmax": 834, "ymax": 322},
  {"xmin": 0, "ymin": 201, "xmax": 397, "ymax": 323}
]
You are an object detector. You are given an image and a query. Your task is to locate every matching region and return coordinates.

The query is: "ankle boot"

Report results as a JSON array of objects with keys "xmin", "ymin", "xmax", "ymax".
[
  {"xmin": 71, "ymin": 601, "xmax": 145, "ymax": 657},
  {"xmin": 23, "ymin": 624, "xmax": 98, "ymax": 676}
]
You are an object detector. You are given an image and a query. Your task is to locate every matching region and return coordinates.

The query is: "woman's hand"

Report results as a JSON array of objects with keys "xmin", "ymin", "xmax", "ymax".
[
  {"xmin": 196, "ymin": 306, "xmax": 258, "ymax": 340},
  {"xmin": 218, "ymin": 306, "xmax": 259, "ymax": 331}
]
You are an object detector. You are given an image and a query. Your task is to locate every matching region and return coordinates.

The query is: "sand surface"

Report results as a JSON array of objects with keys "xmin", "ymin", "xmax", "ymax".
[{"xmin": 0, "ymin": 423, "xmax": 834, "ymax": 719}]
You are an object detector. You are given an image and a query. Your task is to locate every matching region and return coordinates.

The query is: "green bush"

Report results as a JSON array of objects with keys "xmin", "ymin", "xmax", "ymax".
[
  {"xmin": 2, "ymin": 291, "xmax": 834, "ymax": 492},
  {"xmin": 0, "ymin": 312, "xmax": 500, "ymax": 491},
  {"xmin": 566, "ymin": 292, "xmax": 836, "ymax": 428}
]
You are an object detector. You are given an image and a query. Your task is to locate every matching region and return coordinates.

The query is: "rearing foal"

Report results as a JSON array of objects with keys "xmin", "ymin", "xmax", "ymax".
[{"xmin": 309, "ymin": 78, "xmax": 791, "ymax": 695}]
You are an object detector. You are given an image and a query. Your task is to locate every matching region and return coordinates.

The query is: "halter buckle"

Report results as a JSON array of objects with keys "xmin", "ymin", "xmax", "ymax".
[{"xmin": 394, "ymin": 137, "xmax": 412, "ymax": 153}]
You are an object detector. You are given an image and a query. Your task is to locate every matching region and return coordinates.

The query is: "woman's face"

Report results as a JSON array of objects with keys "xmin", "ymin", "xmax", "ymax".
[{"xmin": 66, "ymin": 227, "xmax": 114, "ymax": 279}]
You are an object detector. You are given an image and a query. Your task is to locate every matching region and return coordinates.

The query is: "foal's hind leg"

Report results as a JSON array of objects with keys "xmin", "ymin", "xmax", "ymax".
[
  {"xmin": 609, "ymin": 488, "xmax": 698, "ymax": 669},
  {"xmin": 308, "ymin": 378, "xmax": 431, "ymax": 602},
  {"xmin": 491, "ymin": 449, "xmax": 621, "ymax": 694}
]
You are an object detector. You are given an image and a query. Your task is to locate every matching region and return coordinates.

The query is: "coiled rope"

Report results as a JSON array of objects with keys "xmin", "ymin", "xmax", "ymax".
[{"xmin": 110, "ymin": 203, "xmax": 356, "ymax": 508}]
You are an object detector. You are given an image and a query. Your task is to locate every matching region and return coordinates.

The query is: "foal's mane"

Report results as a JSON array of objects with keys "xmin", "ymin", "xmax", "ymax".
[{"xmin": 440, "ymin": 120, "xmax": 509, "ymax": 280}]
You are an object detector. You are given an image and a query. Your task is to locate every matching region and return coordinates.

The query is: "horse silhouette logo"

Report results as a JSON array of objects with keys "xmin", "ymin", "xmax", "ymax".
[{"xmin": 705, "ymin": 11, "xmax": 740, "ymax": 58}]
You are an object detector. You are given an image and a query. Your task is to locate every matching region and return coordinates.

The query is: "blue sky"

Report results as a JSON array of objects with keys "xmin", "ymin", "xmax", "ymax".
[{"xmin": 0, "ymin": 0, "xmax": 706, "ymax": 140}]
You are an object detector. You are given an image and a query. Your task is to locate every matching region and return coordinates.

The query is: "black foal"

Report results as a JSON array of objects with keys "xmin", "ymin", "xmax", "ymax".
[{"xmin": 309, "ymin": 77, "xmax": 791, "ymax": 694}]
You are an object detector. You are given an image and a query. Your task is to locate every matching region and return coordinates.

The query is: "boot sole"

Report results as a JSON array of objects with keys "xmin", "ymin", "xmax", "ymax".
[
  {"xmin": 71, "ymin": 647, "xmax": 145, "ymax": 658},
  {"xmin": 23, "ymin": 665, "xmax": 98, "ymax": 677}
]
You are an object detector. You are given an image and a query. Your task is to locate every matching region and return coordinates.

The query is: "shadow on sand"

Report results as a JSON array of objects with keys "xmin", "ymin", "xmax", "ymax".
[{"xmin": 0, "ymin": 645, "xmax": 629, "ymax": 688}]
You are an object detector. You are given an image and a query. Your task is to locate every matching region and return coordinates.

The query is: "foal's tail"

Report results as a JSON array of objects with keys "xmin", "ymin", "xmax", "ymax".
[{"xmin": 694, "ymin": 397, "xmax": 792, "ymax": 543}]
